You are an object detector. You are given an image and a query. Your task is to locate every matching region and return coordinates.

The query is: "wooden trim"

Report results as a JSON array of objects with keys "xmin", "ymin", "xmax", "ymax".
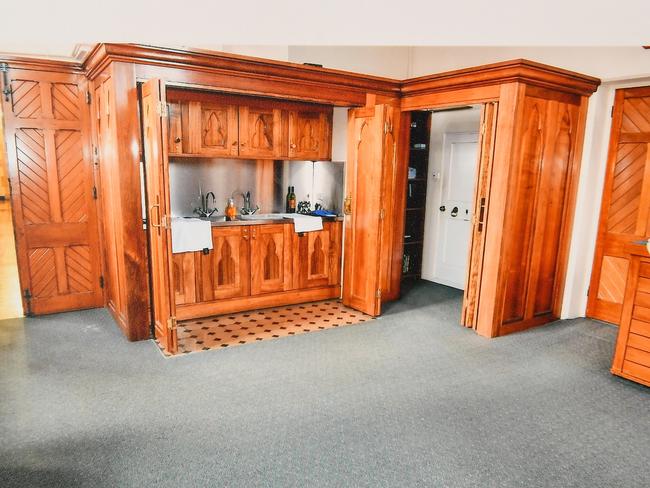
[
  {"xmin": 176, "ymin": 285, "xmax": 341, "ymax": 320},
  {"xmin": 402, "ymin": 59, "xmax": 600, "ymax": 98},
  {"xmin": 0, "ymin": 54, "xmax": 83, "ymax": 74}
]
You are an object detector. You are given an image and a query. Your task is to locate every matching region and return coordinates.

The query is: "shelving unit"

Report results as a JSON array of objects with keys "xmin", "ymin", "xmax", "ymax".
[{"xmin": 402, "ymin": 111, "xmax": 431, "ymax": 280}]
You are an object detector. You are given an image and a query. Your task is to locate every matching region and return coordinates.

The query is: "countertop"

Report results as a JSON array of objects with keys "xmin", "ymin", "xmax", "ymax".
[{"xmin": 194, "ymin": 215, "xmax": 344, "ymax": 227}]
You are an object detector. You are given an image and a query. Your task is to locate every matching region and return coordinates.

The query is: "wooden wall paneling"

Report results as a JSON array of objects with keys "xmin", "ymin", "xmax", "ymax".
[
  {"xmin": 588, "ymin": 86, "xmax": 650, "ymax": 325},
  {"xmin": 140, "ymin": 77, "xmax": 177, "ymax": 352},
  {"xmin": 1, "ymin": 68, "xmax": 103, "ymax": 315},
  {"xmin": 462, "ymin": 101, "xmax": 499, "ymax": 328},
  {"xmin": 342, "ymin": 104, "xmax": 390, "ymax": 316}
]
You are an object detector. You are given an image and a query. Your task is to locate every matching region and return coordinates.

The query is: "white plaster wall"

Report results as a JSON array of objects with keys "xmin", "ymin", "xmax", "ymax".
[
  {"xmin": 408, "ymin": 47, "xmax": 650, "ymax": 81},
  {"xmin": 421, "ymin": 107, "xmax": 482, "ymax": 282}
]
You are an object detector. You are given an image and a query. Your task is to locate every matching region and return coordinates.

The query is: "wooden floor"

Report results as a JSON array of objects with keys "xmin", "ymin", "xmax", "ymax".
[
  {"xmin": 162, "ymin": 300, "xmax": 373, "ymax": 356},
  {"xmin": 0, "ymin": 200, "xmax": 23, "ymax": 320}
]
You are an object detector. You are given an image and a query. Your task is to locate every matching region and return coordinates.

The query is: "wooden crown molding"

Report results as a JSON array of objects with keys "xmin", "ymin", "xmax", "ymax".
[
  {"xmin": 82, "ymin": 43, "xmax": 401, "ymax": 97},
  {"xmin": 401, "ymin": 59, "xmax": 601, "ymax": 97},
  {"xmin": 0, "ymin": 54, "xmax": 83, "ymax": 74}
]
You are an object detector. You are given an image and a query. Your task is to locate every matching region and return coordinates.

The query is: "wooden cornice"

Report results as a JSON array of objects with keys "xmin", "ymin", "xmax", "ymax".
[
  {"xmin": 401, "ymin": 59, "xmax": 601, "ymax": 97},
  {"xmin": 82, "ymin": 43, "xmax": 401, "ymax": 98},
  {"xmin": 0, "ymin": 54, "xmax": 83, "ymax": 74}
]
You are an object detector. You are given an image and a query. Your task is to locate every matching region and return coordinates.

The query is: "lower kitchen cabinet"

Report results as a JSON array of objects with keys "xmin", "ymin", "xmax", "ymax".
[
  {"xmin": 172, "ymin": 221, "xmax": 342, "ymax": 319},
  {"xmin": 200, "ymin": 226, "xmax": 251, "ymax": 300},
  {"xmin": 250, "ymin": 224, "xmax": 293, "ymax": 295}
]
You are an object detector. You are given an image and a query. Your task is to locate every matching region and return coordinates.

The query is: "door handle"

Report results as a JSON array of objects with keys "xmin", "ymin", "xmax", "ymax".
[
  {"xmin": 439, "ymin": 205, "xmax": 446, "ymax": 212},
  {"xmin": 344, "ymin": 195, "xmax": 352, "ymax": 215},
  {"xmin": 451, "ymin": 206, "xmax": 459, "ymax": 217},
  {"xmin": 477, "ymin": 197, "xmax": 486, "ymax": 232},
  {"xmin": 150, "ymin": 204, "xmax": 161, "ymax": 228}
]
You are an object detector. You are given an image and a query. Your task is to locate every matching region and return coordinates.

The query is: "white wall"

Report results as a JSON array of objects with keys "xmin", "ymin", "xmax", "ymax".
[
  {"xmin": 421, "ymin": 107, "xmax": 482, "ymax": 282},
  {"xmin": 408, "ymin": 47, "xmax": 650, "ymax": 82}
]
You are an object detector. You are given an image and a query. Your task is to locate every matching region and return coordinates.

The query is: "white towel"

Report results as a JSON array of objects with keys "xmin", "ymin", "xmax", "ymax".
[
  {"xmin": 171, "ymin": 218, "xmax": 213, "ymax": 254},
  {"xmin": 285, "ymin": 214, "xmax": 323, "ymax": 233}
]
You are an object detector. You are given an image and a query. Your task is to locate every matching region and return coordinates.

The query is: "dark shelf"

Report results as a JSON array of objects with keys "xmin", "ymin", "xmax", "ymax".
[
  {"xmin": 402, "ymin": 272, "xmax": 422, "ymax": 279},
  {"xmin": 406, "ymin": 206, "xmax": 426, "ymax": 211},
  {"xmin": 403, "ymin": 240, "xmax": 423, "ymax": 245},
  {"xmin": 407, "ymin": 177, "xmax": 427, "ymax": 182}
]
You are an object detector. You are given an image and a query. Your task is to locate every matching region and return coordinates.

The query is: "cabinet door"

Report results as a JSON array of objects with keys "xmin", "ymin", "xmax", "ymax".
[
  {"xmin": 200, "ymin": 227, "xmax": 251, "ymax": 300},
  {"xmin": 288, "ymin": 110, "xmax": 331, "ymax": 160},
  {"xmin": 172, "ymin": 252, "xmax": 198, "ymax": 305},
  {"xmin": 251, "ymin": 224, "xmax": 292, "ymax": 295},
  {"xmin": 167, "ymin": 100, "xmax": 183, "ymax": 155},
  {"xmin": 197, "ymin": 101, "xmax": 239, "ymax": 157},
  {"xmin": 296, "ymin": 222, "xmax": 342, "ymax": 289},
  {"xmin": 239, "ymin": 106, "xmax": 282, "ymax": 158}
]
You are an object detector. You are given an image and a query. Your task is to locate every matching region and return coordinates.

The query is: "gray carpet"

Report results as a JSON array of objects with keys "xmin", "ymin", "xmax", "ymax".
[{"xmin": 0, "ymin": 281, "xmax": 648, "ymax": 487}]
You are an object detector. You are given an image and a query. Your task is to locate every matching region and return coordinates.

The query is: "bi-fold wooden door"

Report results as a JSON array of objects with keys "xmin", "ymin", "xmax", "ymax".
[
  {"xmin": 140, "ymin": 78, "xmax": 177, "ymax": 353},
  {"xmin": 343, "ymin": 104, "xmax": 398, "ymax": 316},
  {"xmin": 1, "ymin": 68, "xmax": 103, "ymax": 315},
  {"xmin": 588, "ymin": 86, "xmax": 650, "ymax": 325},
  {"xmin": 462, "ymin": 102, "xmax": 499, "ymax": 329}
]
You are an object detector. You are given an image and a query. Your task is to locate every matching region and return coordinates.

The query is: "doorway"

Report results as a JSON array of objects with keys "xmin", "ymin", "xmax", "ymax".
[
  {"xmin": 402, "ymin": 105, "xmax": 483, "ymax": 290},
  {"xmin": 0, "ymin": 103, "xmax": 23, "ymax": 320}
]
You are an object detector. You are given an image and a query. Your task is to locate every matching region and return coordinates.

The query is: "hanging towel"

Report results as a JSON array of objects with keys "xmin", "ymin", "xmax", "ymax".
[
  {"xmin": 285, "ymin": 214, "xmax": 323, "ymax": 233},
  {"xmin": 171, "ymin": 218, "xmax": 213, "ymax": 253}
]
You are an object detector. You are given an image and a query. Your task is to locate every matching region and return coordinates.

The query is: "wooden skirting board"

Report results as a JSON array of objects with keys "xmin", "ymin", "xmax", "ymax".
[{"xmin": 176, "ymin": 285, "xmax": 342, "ymax": 321}]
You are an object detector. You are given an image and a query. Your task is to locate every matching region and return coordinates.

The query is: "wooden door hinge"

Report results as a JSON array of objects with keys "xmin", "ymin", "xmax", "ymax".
[
  {"xmin": 167, "ymin": 316, "xmax": 177, "ymax": 330},
  {"xmin": 92, "ymin": 186, "xmax": 98, "ymax": 199},
  {"xmin": 93, "ymin": 145, "xmax": 99, "ymax": 165},
  {"xmin": 610, "ymin": 106, "xmax": 614, "ymax": 118},
  {"xmin": 99, "ymin": 276, "xmax": 104, "ymax": 288},
  {"xmin": 376, "ymin": 288, "xmax": 382, "ymax": 299},
  {"xmin": 85, "ymin": 91, "xmax": 91, "ymax": 104},
  {"xmin": 157, "ymin": 101, "xmax": 168, "ymax": 118},
  {"xmin": 1, "ymin": 62, "xmax": 11, "ymax": 103},
  {"xmin": 379, "ymin": 208, "xmax": 386, "ymax": 220}
]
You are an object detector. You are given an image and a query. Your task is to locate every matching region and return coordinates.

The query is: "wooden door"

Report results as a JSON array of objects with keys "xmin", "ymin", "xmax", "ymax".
[
  {"xmin": 288, "ymin": 109, "xmax": 331, "ymax": 160},
  {"xmin": 251, "ymin": 224, "xmax": 292, "ymax": 295},
  {"xmin": 239, "ymin": 105, "xmax": 282, "ymax": 158},
  {"xmin": 166, "ymin": 99, "xmax": 183, "ymax": 155},
  {"xmin": 343, "ymin": 104, "xmax": 393, "ymax": 316},
  {"xmin": 587, "ymin": 87, "xmax": 650, "ymax": 325},
  {"xmin": 198, "ymin": 101, "xmax": 239, "ymax": 157},
  {"xmin": 611, "ymin": 254, "xmax": 650, "ymax": 387},
  {"xmin": 200, "ymin": 226, "xmax": 251, "ymax": 300},
  {"xmin": 1, "ymin": 68, "xmax": 103, "ymax": 315},
  {"xmin": 296, "ymin": 222, "xmax": 342, "ymax": 289},
  {"xmin": 462, "ymin": 102, "xmax": 498, "ymax": 328},
  {"xmin": 140, "ymin": 78, "xmax": 177, "ymax": 353}
]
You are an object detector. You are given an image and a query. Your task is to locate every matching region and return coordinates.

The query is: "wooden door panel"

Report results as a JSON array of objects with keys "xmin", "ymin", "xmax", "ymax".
[
  {"xmin": 172, "ymin": 252, "xmax": 197, "ymax": 305},
  {"xmin": 200, "ymin": 226, "xmax": 251, "ymax": 300},
  {"xmin": 239, "ymin": 106, "xmax": 282, "ymax": 158},
  {"xmin": 462, "ymin": 102, "xmax": 498, "ymax": 328},
  {"xmin": 296, "ymin": 222, "xmax": 341, "ymax": 289},
  {"xmin": 288, "ymin": 109, "xmax": 331, "ymax": 160},
  {"xmin": 199, "ymin": 102, "xmax": 238, "ymax": 156},
  {"xmin": 342, "ymin": 105, "xmax": 391, "ymax": 316},
  {"xmin": 2, "ymin": 69, "xmax": 103, "ymax": 315},
  {"xmin": 141, "ymin": 78, "xmax": 177, "ymax": 353},
  {"xmin": 588, "ymin": 87, "xmax": 650, "ymax": 325},
  {"xmin": 251, "ymin": 224, "xmax": 292, "ymax": 295}
]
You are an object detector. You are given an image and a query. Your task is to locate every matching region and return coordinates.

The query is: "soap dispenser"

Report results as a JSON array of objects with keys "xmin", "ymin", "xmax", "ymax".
[{"xmin": 225, "ymin": 197, "xmax": 237, "ymax": 221}]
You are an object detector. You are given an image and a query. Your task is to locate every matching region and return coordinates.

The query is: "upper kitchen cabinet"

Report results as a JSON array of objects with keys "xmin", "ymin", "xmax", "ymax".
[
  {"xmin": 239, "ymin": 105, "xmax": 283, "ymax": 158},
  {"xmin": 288, "ymin": 109, "xmax": 332, "ymax": 160},
  {"xmin": 165, "ymin": 88, "xmax": 333, "ymax": 160}
]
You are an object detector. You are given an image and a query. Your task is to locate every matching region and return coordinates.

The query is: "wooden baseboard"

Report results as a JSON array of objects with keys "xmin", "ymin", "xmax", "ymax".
[
  {"xmin": 497, "ymin": 312, "xmax": 557, "ymax": 337},
  {"xmin": 176, "ymin": 286, "xmax": 342, "ymax": 320}
]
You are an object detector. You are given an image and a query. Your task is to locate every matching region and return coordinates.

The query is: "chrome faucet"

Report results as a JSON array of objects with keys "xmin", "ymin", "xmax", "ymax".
[
  {"xmin": 234, "ymin": 190, "xmax": 259, "ymax": 215},
  {"xmin": 194, "ymin": 190, "xmax": 218, "ymax": 218}
]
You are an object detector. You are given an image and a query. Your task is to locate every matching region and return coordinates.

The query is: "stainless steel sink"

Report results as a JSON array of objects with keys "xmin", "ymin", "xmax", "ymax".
[{"xmin": 238, "ymin": 213, "xmax": 285, "ymax": 221}]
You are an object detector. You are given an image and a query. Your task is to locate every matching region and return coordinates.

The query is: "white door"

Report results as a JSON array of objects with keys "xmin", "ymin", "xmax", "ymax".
[{"xmin": 432, "ymin": 132, "xmax": 479, "ymax": 289}]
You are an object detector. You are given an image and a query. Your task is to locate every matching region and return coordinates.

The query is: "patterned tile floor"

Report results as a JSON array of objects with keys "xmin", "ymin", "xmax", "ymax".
[{"xmin": 160, "ymin": 300, "xmax": 374, "ymax": 356}]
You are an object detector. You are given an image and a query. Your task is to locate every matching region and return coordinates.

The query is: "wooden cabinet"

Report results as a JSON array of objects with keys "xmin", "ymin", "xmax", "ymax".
[
  {"xmin": 251, "ymin": 224, "xmax": 293, "ymax": 295},
  {"xmin": 239, "ymin": 105, "xmax": 283, "ymax": 158},
  {"xmin": 288, "ymin": 109, "xmax": 331, "ymax": 160},
  {"xmin": 166, "ymin": 89, "xmax": 332, "ymax": 160},
  {"xmin": 611, "ymin": 255, "xmax": 650, "ymax": 387},
  {"xmin": 294, "ymin": 222, "xmax": 342, "ymax": 289},
  {"xmin": 200, "ymin": 227, "xmax": 251, "ymax": 300}
]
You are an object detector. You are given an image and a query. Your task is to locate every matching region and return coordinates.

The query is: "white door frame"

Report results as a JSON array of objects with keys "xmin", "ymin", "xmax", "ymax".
[{"xmin": 425, "ymin": 131, "xmax": 479, "ymax": 289}]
